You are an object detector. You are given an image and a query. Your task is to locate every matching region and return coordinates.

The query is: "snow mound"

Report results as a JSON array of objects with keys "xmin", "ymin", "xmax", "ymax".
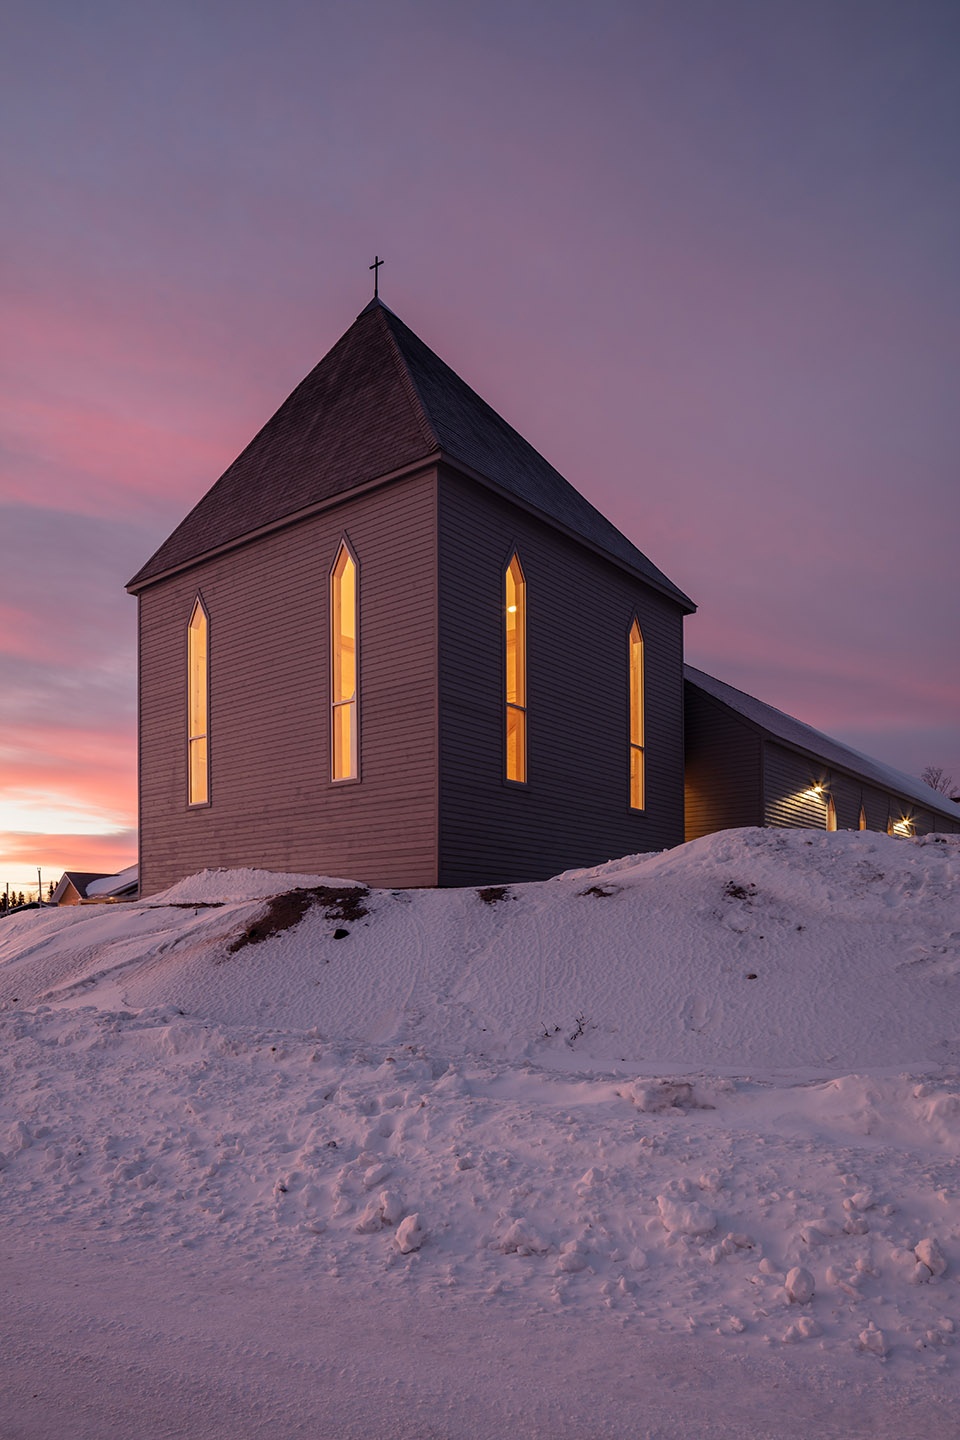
[
  {"xmin": 2, "ymin": 827, "xmax": 959, "ymax": 1393},
  {"xmin": 154, "ymin": 867, "xmax": 354, "ymax": 905}
]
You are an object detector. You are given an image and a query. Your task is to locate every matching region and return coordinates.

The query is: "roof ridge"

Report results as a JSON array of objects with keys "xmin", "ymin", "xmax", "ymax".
[
  {"xmin": 374, "ymin": 307, "xmax": 439, "ymax": 453},
  {"xmin": 127, "ymin": 302, "xmax": 693, "ymax": 610}
]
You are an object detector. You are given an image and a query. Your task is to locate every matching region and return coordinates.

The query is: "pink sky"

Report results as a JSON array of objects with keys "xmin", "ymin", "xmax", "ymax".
[{"xmin": 2, "ymin": 0, "xmax": 958, "ymax": 892}]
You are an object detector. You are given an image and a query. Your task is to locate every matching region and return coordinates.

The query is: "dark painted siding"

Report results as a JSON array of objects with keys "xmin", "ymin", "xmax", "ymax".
[
  {"xmin": 138, "ymin": 471, "xmax": 439, "ymax": 896},
  {"xmin": 762, "ymin": 742, "xmax": 960, "ymax": 836},
  {"xmin": 861, "ymin": 784, "xmax": 892, "ymax": 833},
  {"xmin": 436, "ymin": 469, "xmax": 686, "ymax": 885},
  {"xmin": 683, "ymin": 684, "xmax": 762, "ymax": 840},
  {"xmin": 829, "ymin": 774, "xmax": 864, "ymax": 831},
  {"xmin": 764, "ymin": 744, "xmax": 837, "ymax": 829}
]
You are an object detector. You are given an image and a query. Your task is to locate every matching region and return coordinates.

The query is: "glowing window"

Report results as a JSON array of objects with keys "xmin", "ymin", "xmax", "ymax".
[
  {"xmin": 858, "ymin": 805, "xmax": 867, "ymax": 831},
  {"xmin": 826, "ymin": 795, "xmax": 837, "ymax": 831},
  {"xmin": 629, "ymin": 620, "xmax": 644, "ymax": 810},
  {"xmin": 331, "ymin": 542, "xmax": 358, "ymax": 781},
  {"xmin": 505, "ymin": 554, "xmax": 526, "ymax": 782},
  {"xmin": 187, "ymin": 598, "xmax": 209, "ymax": 806}
]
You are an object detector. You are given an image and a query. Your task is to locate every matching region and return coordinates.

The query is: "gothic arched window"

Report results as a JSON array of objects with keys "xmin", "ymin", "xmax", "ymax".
[
  {"xmin": 629, "ymin": 619, "xmax": 644, "ymax": 810},
  {"xmin": 505, "ymin": 554, "xmax": 526, "ymax": 783},
  {"xmin": 331, "ymin": 542, "xmax": 359, "ymax": 780},
  {"xmin": 187, "ymin": 597, "xmax": 209, "ymax": 805}
]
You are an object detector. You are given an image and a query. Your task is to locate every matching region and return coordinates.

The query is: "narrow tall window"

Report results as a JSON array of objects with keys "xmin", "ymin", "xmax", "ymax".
[
  {"xmin": 505, "ymin": 554, "xmax": 526, "ymax": 782},
  {"xmin": 629, "ymin": 619, "xmax": 644, "ymax": 810},
  {"xmin": 331, "ymin": 542, "xmax": 358, "ymax": 780},
  {"xmin": 187, "ymin": 598, "xmax": 209, "ymax": 805},
  {"xmin": 826, "ymin": 795, "xmax": 837, "ymax": 831},
  {"xmin": 858, "ymin": 805, "xmax": 867, "ymax": 831}
]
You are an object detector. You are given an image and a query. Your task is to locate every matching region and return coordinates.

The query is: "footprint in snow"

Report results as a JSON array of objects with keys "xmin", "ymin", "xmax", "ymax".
[{"xmin": 681, "ymin": 994, "xmax": 719, "ymax": 1033}]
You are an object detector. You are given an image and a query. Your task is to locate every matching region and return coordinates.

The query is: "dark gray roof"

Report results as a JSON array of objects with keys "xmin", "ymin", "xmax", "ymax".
[
  {"xmin": 685, "ymin": 665, "xmax": 960, "ymax": 823},
  {"xmin": 128, "ymin": 301, "xmax": 694, "ymax": 609},
  {"xmin": 54, "ymin": 872, "xmax": 110, "ymax": 898}
]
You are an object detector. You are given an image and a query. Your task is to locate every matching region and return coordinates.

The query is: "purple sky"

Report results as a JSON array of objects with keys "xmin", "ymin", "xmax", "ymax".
[{"xmin": 2, "ymin": 0, "xmax": 958, "ymax": 891}]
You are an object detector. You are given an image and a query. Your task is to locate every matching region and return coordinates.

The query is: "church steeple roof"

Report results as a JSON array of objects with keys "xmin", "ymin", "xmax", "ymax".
[{"xmin": 128, "ymin": 303, "xmax": 693, "ymax": 609}]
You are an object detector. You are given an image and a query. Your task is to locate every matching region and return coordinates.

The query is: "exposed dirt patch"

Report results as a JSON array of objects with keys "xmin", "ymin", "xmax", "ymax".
[
  {"xmin": 227, "ymin": 885, "xmax": 369, "ymax": 953},
  {"xmin": 146, "ymin": 902, "xmax": 226, "ymax": 910},
  {"xmin": 723, "ymin": 881, "xmax": 757, "ymax": 901},
  {"xmin": 477, "ymin": 886, "xmax": 510, "ymax": 905},
  {"xmin": 578, "ymin": 885, "xmax": 619, "ymax": 899}
]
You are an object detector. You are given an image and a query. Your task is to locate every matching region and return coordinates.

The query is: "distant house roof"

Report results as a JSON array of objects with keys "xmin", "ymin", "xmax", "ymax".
[
  {"xmin": 51, "ymin": 871, "xmax": 111, "ymax": 903},
  {"xmin": 52, "ymin": 866, "xmax": 139, "ymax": 905},
  {"xmin": 685, "ymin": 665, "xmax": 960, "ymax": 823},
  {"xmin": 85, "ymin": 865, "xmax": 139, "ymax": 899},
  {"xmin": 127, "ymin": 300, "xmax": 694, "ymax": 610}
]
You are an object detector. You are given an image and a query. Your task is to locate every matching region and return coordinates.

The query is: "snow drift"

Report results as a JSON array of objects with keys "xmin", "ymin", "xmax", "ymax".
[{"xmin": 1, "ymin": 828, "xmax": 958, "ymax": 1435}]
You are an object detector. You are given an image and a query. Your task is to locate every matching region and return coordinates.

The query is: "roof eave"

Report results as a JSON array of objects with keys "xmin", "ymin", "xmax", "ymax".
[
  {"xmin": 126, "ymin": 453, "xmax": 443, "ymax": 593},
  {"xmin": 438, "ymin": 455, "xmax": 696, "ymax": 613}
]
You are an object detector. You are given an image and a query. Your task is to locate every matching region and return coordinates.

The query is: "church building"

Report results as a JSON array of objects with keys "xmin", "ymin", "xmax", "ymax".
[{"xmin": 127, "ymin": 298, "xmax": 695, "ymax": 894}]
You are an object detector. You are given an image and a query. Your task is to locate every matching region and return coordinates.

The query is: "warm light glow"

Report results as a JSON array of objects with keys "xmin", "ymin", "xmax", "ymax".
[
  {"xmin": 803, "ymin": 784, "xmax": 824, "ymax": 800},
  {"xmin": 331, "ymin": 542, "xmax": 358, "ymax": 780},
  {"xmin": 859, "ymin": 806, "xmax": 867, "ymax": 831},
  {"xmin": 892, "ymin": 817, "xmax": 913, "ymax": 836},
  {"xmin": 629, "ymin": 619, "xmax": 644, "ymax": 810},
  {"xmin": 187, "ymin": 598, "xmax": 208, "ymax": 805},
  {"xmin": 505, "ymin": 555, "xmax": 526, "ymax": 782}
]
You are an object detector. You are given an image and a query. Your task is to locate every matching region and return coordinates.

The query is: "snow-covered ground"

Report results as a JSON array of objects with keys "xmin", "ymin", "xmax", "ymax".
[{"xmin": 2, "ymin": 828, "xmax": 958, "ymax": 1438}]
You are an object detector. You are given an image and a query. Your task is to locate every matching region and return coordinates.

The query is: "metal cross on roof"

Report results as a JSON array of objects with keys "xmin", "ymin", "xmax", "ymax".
[{"xmin": 369, "ymin": 254, "xmax": 384, "ymax": 299}]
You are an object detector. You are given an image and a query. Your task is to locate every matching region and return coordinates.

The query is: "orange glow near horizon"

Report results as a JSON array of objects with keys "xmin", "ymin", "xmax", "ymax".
[
  {"xmin": 0, "ymin": 830, "xmax": 137, "ymax": 899},
  {"xmin": 1, "ymin": 720, "xmax": 137, "ymax": 892}
]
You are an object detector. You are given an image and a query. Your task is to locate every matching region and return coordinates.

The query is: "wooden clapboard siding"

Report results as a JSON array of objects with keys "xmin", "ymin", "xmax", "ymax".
[
  {"xmin": 761, "ymin": 744, "xmax": 960, "ymax": 834},
  {"xmin": 763, "ymin": 744, "xmax": 833, "ymax": 829},
  {"xmin": 683, "ymin": 684, "xmax": 762, "ymax": 840},
  {"xmin": 436, "ymin": 469, "xmax": 686, "ymax": 885},
  {"xmin": 828, "ymin": 775, "xmax": 862, "ymax": 831},
  {"xmin": 861, "ymin": 784, "xmax": 892, "ymax": 833},
  {"xmin": 138, "ymin": 471, "xmax": 439, "ymax": 896}
]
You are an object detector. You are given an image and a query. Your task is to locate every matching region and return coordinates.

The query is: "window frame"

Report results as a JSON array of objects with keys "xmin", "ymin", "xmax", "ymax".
[
  {"xmin": 628, "ymin": 617, "xmax": 645, "ymax": 811},
  {"xmin": 330, "ymin": 538, "xmax": 360, "ymax": 783},
  {"xmin": 186, "ymin": 595, "xmax": 210, "ymax": 808},
  {"xmin": 504, "ymin": 552, "xmax": 527, "ymax": 785}
]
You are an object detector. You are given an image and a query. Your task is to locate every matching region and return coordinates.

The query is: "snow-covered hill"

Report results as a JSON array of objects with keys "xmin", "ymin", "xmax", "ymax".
[{"xmin": 2, "ymin": 828, "xmax": 958, "ymax": 1438}]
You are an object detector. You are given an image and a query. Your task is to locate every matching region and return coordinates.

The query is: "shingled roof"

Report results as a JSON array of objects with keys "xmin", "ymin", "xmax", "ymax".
[{"xmin": 128, "ymin": 300, "xmax": 694, "ymax": 608}]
